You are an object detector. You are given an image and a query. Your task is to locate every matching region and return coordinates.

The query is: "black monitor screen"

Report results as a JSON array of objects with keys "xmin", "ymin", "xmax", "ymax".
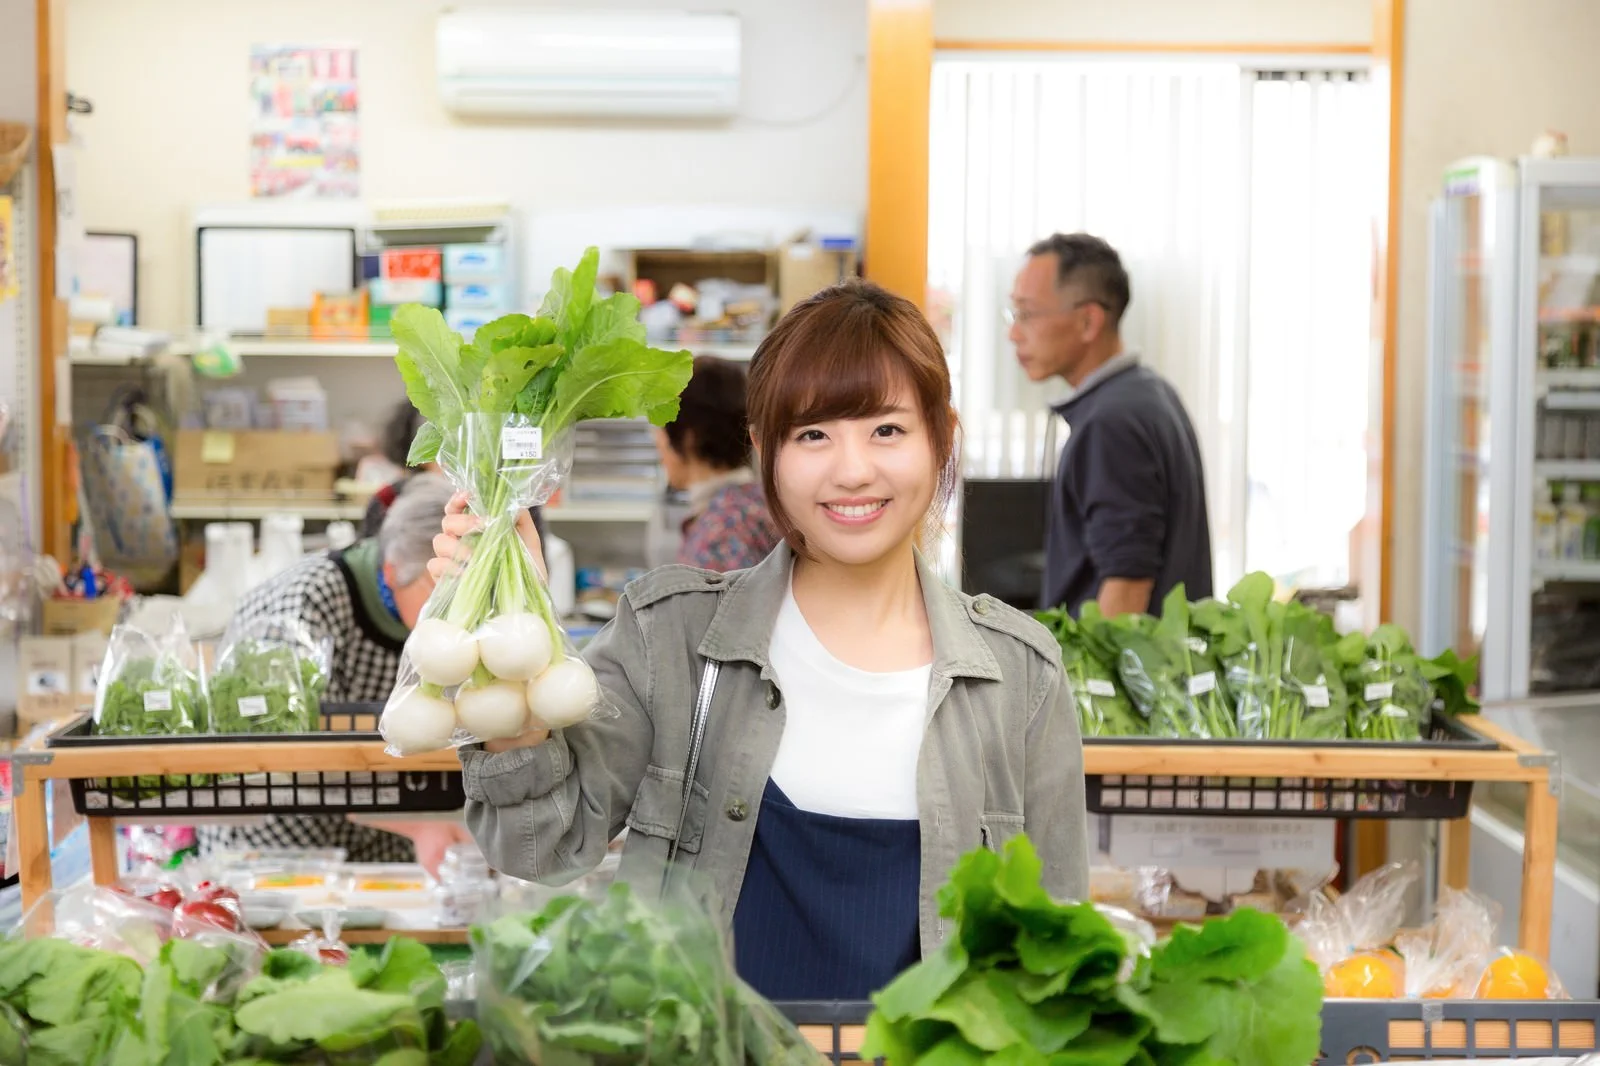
[{"xmin": 960, "ymin": 478, "xmax": 1051, "ymax": 612}]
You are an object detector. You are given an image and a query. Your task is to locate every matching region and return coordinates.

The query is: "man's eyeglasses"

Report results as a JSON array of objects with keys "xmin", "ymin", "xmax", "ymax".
[{"xmin": 1003, "ymin": 299, "xmax": 1105, "ymax": 326}]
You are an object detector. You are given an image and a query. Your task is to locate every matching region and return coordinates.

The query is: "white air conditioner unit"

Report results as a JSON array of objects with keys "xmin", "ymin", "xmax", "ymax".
[{"xmin": 437, "ymin": 9, "xmax": 741, "ymax": 120}]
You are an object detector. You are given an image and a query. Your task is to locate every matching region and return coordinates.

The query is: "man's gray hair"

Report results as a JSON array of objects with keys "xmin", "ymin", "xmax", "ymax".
[{"xmin": 379, "ymin": 473, "xmax": 454, "ymax": 586}]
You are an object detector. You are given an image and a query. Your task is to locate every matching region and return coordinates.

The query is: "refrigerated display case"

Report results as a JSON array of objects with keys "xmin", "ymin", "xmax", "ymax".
[{"xmin": 1422, "ymin": 157, "xmax": 1600, "ymax": 699}]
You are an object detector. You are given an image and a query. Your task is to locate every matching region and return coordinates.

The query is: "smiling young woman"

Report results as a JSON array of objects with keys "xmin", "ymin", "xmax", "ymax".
[{"xmin": 435, "ymin": 279, "xmax": 1089, "ymax": 1002}]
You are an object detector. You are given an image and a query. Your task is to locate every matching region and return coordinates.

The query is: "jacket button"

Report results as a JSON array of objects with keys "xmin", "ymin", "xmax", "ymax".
[
  {"xmin": 726, "ymin": 800, "xmax": 749, "ymax": 821},
  {"xmin": 765, "ymin": 683, "xmax": 780, "ymax": 709},
  {"xmin": 974, "ymin": 598, "xmax": 991, "ymax": 615}
]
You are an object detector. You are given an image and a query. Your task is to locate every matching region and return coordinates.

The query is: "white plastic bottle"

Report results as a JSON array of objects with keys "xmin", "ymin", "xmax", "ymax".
[
  {"xmin": 544, "ymin": 532, "xmax": 577, "ymax": 618},
  {"xmin": 1534, "ymin": 487, "xmax": 1560, "ymax": 562},
  {"xmin": 1560, "ymin": 482, "xmax": 1588, "ymax": 560}
]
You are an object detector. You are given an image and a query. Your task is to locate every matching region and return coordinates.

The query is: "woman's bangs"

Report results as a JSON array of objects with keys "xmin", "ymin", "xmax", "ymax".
[{"xmin": 780, "ymin": 338, "xmax": 915, "ymax": 432}]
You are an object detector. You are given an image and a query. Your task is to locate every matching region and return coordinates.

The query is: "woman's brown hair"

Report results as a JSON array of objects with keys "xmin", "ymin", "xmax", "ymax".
[{"xmin": 746, "ymin": 279, "xmax": 958, "ymax": 555}]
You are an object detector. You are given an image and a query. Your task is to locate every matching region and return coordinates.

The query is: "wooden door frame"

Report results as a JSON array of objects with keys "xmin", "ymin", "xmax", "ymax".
[{"xmin": 36, "ymin": 0, "xmax": 69, "ymax": 566}]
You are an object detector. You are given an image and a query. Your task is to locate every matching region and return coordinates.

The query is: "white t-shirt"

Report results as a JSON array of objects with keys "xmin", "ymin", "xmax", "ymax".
[{"xmin": 766, "ymin": 584, "xmax": 931, "ymax": 819}]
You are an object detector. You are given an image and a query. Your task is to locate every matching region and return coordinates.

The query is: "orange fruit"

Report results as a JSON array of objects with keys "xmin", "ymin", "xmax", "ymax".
[
  {"xmin": 1324, "ymin": 952, "xmax": 1403, "ymax": 998},
  {"xmin": 1476, "ymin": 953, "xmax": 1551, "ymax": 999}
]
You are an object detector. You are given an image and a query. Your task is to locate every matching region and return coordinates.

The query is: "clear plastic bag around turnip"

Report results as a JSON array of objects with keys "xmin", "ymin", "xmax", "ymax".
[{"xmin": 382, "ymin": 413, "xmax": 614, "ymax": 755}]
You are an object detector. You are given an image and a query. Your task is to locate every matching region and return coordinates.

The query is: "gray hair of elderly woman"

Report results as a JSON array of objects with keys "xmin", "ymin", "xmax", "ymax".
[{"xmin": 378, "ymin": 473, "xmax": 455, "ymax": 586}]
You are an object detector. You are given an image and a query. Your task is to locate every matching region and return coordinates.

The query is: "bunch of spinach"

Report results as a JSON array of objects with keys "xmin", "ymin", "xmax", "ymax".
[
  {"xmin": 1035, "ymin": 606, "xmax": 1144, "ymax": 737},
  {"xmin": 1337, "ymin": 624, "xmax": 1478, "ymax": 741},
  {"xmin": 0, "ymin": 933, "xmax": 479, "ymax": 1066},
  {"xmin": 1100, "ymin": 586, "xmax": 1234, "ymax": 738},
  {"xmin": 93, "ymin": 623, "xmax": 212, "ymax": 795},
  {"xmin": 862, "ymin": 835, "xmax": 1323, "ymax": 1066},
  {"xmin": 1207, "ymin": 574, "xmax": 1349, "ymax": 741},
  {"xmin": 208, "ymin": 635, "xmax": 328, "ymax": 736},
  {"xmin": 0, "ymin": 936, "xmax": 142, "ymax": 1066},
  {"xmin": 226, "ymin": 938, "xmax": 481, "ymax": 1065},
  {"xmin": 472, "ymin": 882, "xmax": 817, "ymax": 1066}
]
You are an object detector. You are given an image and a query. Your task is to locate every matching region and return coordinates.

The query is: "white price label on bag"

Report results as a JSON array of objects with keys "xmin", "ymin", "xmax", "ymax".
[
  {"xmin": 1186, "ymin": 637, "xmax": 1208, "ymax": 654},
  {"xmin": 1188, "ymin": 671, "xmax": 1217, "ymax": 696},
  {"xmin": 1086, "ymin": 679, "xmax": 1118, "ymax": 698},
  {"xmin": 237, "ymin": 696, "xmax": 270, "ymax": 719},
  {"xmin": 501, "ymin": 426, "xmax": 543, "ymax": 461},
  {"xmin": 1365, "ymin": 681, "xmax": 1395, "ymax": 701},
  {"xmin": 143, "ymin": 690, "xmax": 173, "ymax": 712},
  {"xmin": 1304, "ymin": 684, "xmax": 1330, "ymax": 708}
]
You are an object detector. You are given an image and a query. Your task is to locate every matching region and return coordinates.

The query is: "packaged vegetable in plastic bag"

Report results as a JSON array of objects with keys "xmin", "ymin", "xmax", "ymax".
[
  {"xmin": 1396, "ymin": 887, "xmax": 1500, "ymax": 998},
  {"xmin": 381, "ymin": 248, "xmax": 693, "ymax": 754},
  {"xmin": 1338, "ymin": 625, "xmax": 1436, "ymax": 741},
  {"xmin": 1203, "ymin": 574, "xmax": 1349, "ymax": 741},
  {"xmin": 472, "ymin": 880, "xmax": 819, "ymax": 1066},
  {"xmin": 207, "ymin": 616, "xmax": 330, "ymax": 734},
  {"xmin": 93, "ymin": 617, "xmax": 208, "ymax": 737},
  {"xmin": 1106, "ymin": 585, "xmax": 1235, "ymax": 738},
  {"xmin": 1037, "ymin": 604, "xmax": 1145, "ymax": 736},
  {"xmin": 1299, "ymin": 861, "xmax": 1418, "ymax": 998}
]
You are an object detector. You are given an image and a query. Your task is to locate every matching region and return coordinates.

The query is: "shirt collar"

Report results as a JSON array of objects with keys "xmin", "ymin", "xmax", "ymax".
[
  {"xmin": 687, "ymin": 466, "xmax": 755, "ymax": 517},
  {"xmin": 1051, "ymin": 350, "xmax": 1141, "ymax": 415},
  {"xmin": 696, "ymin": 541, "xmax": 1002, "ymax": 682}
]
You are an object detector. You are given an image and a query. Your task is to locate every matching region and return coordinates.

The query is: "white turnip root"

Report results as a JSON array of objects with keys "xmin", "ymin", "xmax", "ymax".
[
  {"xmin": 382, "ymin": 689, "xmax": 459, "ymax": 754},
  {"xmin": 526, "ymin": 657, "xmax": 600, "ymax": 729},
  {"xmin": 476, "ymin": 612, "xmax": 554, "ymax": 681},
  {"xmin": 407, "ymin": 618, "xmax": 479, "ymax": 687},
  {"xmin": 454, "ymin": 680, "xmax": 530, "ymax": 740}
]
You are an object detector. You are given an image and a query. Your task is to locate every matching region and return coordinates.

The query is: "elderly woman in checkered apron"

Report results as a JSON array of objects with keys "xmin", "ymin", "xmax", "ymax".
[{"xmin": 197, "ymin": 473, "xmax": 472, "ymax": 871}]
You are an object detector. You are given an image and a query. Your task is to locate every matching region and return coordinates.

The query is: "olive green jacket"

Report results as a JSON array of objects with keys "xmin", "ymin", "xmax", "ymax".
[{"xmin": 459, "ymin": 543, "xmax": 1089, "ymax": 954}]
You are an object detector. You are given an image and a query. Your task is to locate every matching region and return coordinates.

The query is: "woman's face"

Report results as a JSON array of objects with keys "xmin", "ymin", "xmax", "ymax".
[
  {"xmin": 653, "ymin": 427, "xmax": 688, "ymax": 491},
  {"xmin": 774, "ymin": 385, "xmax": 940, "ymax": 569}
]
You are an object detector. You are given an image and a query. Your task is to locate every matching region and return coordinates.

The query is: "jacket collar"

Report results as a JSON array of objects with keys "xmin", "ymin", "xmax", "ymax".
[
  {"xmin": 1050, "ymin": 349, "xmax": 1141, "ymax": 417},
  {"xmin": 697, "ymin": 541, "xmax": 1002, "ymax": 682}
]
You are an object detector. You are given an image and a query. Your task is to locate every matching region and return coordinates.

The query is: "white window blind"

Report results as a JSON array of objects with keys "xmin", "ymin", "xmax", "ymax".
[{"xmin": 930, "ymin": 56, "xmax": 1374, "ymax": 591}]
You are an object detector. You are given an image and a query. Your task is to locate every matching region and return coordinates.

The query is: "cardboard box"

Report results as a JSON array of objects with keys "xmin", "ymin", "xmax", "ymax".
[
  {"xmin": 40, "ymin": 595, "xmax": 122, "ymax": 636},
  {"xmin": 19, "ymin": 637, "xmax": 75, "ymax": 734},
  {"xmin": 778, "ymin": 244, "xmax": 856, "ymax": 314},
  {"xmin": 71, "ymin": 632, "xmax": 109, "ymax": 713},
  {"xmin": 174, "ymin": 430, "xmax": 339, "ymax": 499}
]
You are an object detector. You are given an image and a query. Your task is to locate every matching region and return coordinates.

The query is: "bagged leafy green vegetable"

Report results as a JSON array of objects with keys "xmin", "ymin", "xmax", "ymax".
[
  {"xmin": 1208, "ymin": 574, "xmax": 1349, "ymax": 741},
  {"xmin": 92, "ymin": 618, "xmax": 211, "ymax": 794},
  {"xmin": 472, "ymin": 880, "xmax": 816, "ymax": 1066},
  {"xmin": 1037, "ymin": 605, "xmax": 1145, "ymax": 736},
  {"xmin": 1104, "ymin": 586, "xmax": 1235, "ymax": 737},
  {"xmin": 863, "ymin": 835, "xmax": 1323, "ymax": 1066},
  {"xmin": 208, "ymin": 617, "xmax": 329, "ymax": 735},
  {"xmin": 382, "ymin": 248, "xmax": 694, "ymax": 756}
]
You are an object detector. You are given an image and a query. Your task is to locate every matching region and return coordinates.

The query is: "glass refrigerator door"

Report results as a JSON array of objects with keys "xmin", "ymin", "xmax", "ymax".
[
  {"xmin": 1514, "ymin": 158, "xmax": 1600, "ymax": 697},
  {"xmin": 1422, "ymin": 160, "xmax": 1518, "ymax": 698}
]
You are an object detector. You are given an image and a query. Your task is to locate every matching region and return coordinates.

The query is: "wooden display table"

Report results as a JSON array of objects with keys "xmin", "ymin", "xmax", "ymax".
[
  {"xmin": 1078, "ymin": 714, "xmax": 1557, "ymax": 956},
  {"xmin": 9, "ymin": 734, "xmax": 467, "ymax": 944}
]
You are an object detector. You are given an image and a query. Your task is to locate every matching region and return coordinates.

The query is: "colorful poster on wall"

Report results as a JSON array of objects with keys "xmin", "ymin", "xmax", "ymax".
[
  {"xmin": 0, "ymin": 197, "xmax": 16, "ymax": 304},
  {"xmin": 249, "ymin": 45, "xmax": 359, "ymax": 199}
]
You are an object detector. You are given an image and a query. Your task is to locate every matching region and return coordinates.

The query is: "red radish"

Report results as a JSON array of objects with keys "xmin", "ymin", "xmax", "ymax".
[{"xmin": 142, "ymin": 886, "xmax": 182, "ymax": 911}]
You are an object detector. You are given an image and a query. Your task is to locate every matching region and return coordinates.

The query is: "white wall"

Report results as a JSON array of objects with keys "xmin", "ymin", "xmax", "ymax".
[
  {"xmin": 65, "ymin": 0, "xmax": 868, "ymax": 332},
  {"xmin": 1390, "ymin": 0, "xmax": 1600, "ymax": 637},
  {"xmin": 932, "ymin": 0, "xmax": 1373, "ymax": 45}
]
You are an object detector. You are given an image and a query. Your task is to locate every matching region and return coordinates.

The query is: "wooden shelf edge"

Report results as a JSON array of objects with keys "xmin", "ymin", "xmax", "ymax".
[
  {"xmin": 15, "ymin": 738, "xmax": 458, "ymax": 778},
  {"xmin": 1455, "ymin": 713, "xmax": 1547, "ymax": 758}
]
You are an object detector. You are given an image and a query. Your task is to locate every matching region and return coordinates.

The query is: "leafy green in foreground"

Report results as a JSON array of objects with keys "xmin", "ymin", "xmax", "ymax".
[
  {"xmin": 863, "ymin": 837, "xmax": 1323, "ymax": 1066},
  {"xmin": 472, "ymin": 882, "xmax": 820, "ymax": 1066}
]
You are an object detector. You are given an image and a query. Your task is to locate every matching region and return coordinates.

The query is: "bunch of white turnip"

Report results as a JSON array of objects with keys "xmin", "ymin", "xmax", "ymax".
[{"xmin": 378, "ymin": 248, "xmax": 692, "ymax": 755}]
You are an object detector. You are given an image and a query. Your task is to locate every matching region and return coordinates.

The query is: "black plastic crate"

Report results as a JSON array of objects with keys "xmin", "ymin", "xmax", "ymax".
[
  {"xmin": 1320, "ymin": 999, "xmax": 1600, "ymax": 1062},
  {"xmin": 1084, "ymin": 718, "xmax": 1490, "ymax": 820},
  {"xmin": 46, "ymin": 704, "xmax": 464, "ymax": 818}
]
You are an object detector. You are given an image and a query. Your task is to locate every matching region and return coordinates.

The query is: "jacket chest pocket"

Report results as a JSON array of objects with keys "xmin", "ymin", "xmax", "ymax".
[
  {"xmin": 980, "ymin": 813, "xmax": 1026, "ymax": 853},
  {"xmin": 626, "ymin": 765, "xmax": 711, "ymax": 855}
]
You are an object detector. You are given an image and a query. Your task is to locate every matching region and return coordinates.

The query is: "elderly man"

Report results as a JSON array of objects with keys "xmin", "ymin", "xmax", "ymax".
[
  {"xmin": 1010, "ymin": 233, "xmax": 1213, "ymax": 617},
  {"xmin": 200, "ymin": 473, "xmax": 470, "ymax": 867}
]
